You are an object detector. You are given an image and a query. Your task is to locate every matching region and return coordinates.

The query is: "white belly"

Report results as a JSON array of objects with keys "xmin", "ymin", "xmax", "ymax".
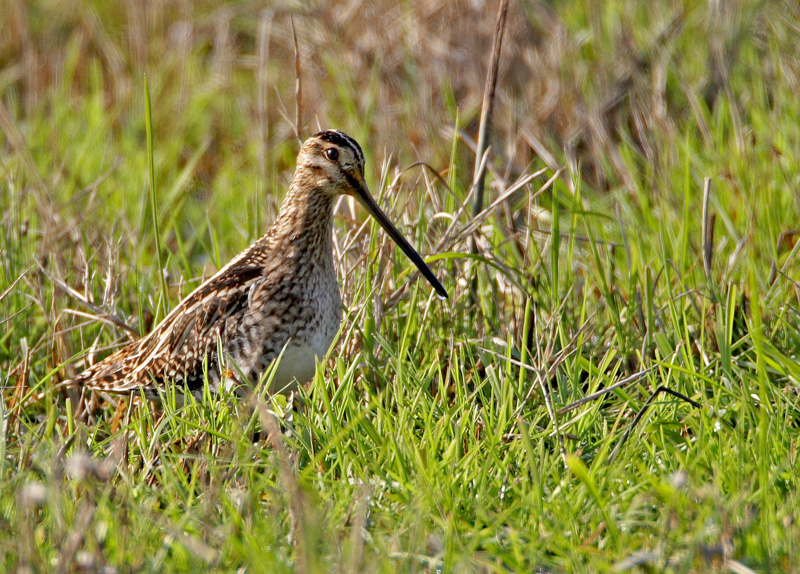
[{"xmin": 267, "ymin": 326, "xmax": 336, "ymax": 394}]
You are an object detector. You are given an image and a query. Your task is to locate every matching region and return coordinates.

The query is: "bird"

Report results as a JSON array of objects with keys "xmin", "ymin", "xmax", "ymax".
[{"xmin": 62, "ymin": 130, "xmax": 447, "ymax": 402}]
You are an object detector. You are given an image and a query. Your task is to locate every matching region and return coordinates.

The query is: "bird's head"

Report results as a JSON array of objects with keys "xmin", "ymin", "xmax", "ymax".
[
  {"xmin": 298, "ymin": 130, "xmax": 367, "ymax": 198},
  {"xmin": 297, "ymin": 130, "xmax": 448, "ymax": 299}
]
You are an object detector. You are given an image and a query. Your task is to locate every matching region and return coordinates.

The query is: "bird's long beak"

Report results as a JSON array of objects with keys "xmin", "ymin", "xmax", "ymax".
[{"xmin": 350, "ymin": 176, "xmax": 448, "ymax": 300}]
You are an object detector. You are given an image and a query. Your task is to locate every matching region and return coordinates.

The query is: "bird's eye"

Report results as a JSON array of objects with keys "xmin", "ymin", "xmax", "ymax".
[{"xmin": 325, "ymin": 148, "xmax": 339, "ymax": 161}]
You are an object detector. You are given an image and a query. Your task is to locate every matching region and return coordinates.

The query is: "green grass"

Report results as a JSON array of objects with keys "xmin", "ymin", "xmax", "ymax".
[{"xmin": 2, "ymin": 1, "xmax": 800, "ymax": 572}]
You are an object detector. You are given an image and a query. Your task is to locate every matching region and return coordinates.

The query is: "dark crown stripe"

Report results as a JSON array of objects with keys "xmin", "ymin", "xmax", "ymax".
[{"xmin": 315, "ymin": 130, "xmax": 364, "ymax": 166}]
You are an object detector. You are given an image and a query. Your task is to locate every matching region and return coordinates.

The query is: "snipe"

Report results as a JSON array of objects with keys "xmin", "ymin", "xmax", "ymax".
[{"xmin": 63, "ymin": 130, "xmax": 447, "ymax": 401}]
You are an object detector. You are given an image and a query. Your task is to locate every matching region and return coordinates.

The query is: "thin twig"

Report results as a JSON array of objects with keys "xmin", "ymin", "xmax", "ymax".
[
  {"xmin": 609, "ymin": 386, "xmax": 702, "ymax": 462},
  {"xmin": 387, "ymin": 161, "xmax": 459, "ymax": 205},
  {"xmin": 291, "ymin": 16, "xmax": 303, "ymax": 142},
  {"xmin": 468, "ymin": 0, "xmax": 510, "ymax": 307},
  {"xmin": 40, "ymin": 263, "xmax": 139, "ymax": 338},
  {"xmin": 61, "ymin": 309, "xmax": 138, "ymax": 338},
  {"xmin": 469, "ymin": 0, "xmax": 510, "ymax": 239},
  {"xmin": 0, "ymin": 266, "xmax": 32, "ymax": 306},
  {"xmin": 702, "ymin": 177, "xmax": 718, "ymax": 302},
  {"xmin": 0, "ymin": 98, "xmax": 51, "ymax": 204},
  {"xmin": 556, "ymin": 367, "xmax": 657, "ymax": 416},
  {"xmin": 55, "ymin": 500, "xmax": 96, "ymax": 574},
  {"xmin": 257, "ymin": 10, "xmax": 274, "ymax": 179},
  {"xmin": 251, "ymin": 397, "xmax": 308, "ymax": 574},
  {"xmin": 384, "ymin": 166, "xmax": 554, "ymax": 307}
]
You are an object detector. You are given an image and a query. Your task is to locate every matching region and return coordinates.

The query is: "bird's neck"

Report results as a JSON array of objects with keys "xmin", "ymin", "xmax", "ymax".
[{"xmin": 266, "ymin": 178, "xmax": 336, "ymax": 263}]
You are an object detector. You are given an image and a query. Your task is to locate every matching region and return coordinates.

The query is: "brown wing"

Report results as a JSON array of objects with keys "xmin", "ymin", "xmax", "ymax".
[{"xmin": 65, "ymin": 249, "xmax": 266, "ymax": 396}]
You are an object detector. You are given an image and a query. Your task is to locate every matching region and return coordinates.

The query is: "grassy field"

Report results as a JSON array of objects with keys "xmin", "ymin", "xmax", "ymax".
[{"xmin": 2, "ymin": 0, "xmax": 800, "ymax": 572}]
